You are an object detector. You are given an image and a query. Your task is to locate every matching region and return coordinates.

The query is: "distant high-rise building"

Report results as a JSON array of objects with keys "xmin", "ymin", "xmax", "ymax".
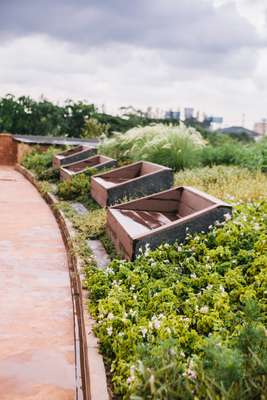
[
  {"xmin": 254, "ymin": 119, "xmax": 267, "ymax": 136},
  {"xmin": 184, "ymin": 107, "xmax": 194, "ymax": 120},
  {"xmin": 146, "ymin": 106, "xmax": 153, "ymax": 119},
  {"xmin": 165, "ymin": 109, "xmax": 180, "ymax": 120}
]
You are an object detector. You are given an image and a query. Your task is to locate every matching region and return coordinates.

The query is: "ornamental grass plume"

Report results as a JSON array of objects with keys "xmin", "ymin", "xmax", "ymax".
[{"xmin": 100, "ymin": 123, "xmax": 205, "ymax": 170}]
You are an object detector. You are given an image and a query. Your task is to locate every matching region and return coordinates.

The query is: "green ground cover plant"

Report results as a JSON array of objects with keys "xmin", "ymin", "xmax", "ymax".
[
  {"xmin": 174, "ymin": 166, "xmax": 267, "ymax": 202},
  {"xmin": 21, "ymin": 147, "xmax": 267, "ymax": 399},
  {"xmin": 85, "ymin": 200, "xmax": 267, "ymax": 399}
]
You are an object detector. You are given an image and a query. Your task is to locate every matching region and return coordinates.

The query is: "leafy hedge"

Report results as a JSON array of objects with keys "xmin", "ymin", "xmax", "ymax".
[{"xmin": 85, "ymin": 201, "xmax": 267, "ymax": 399}]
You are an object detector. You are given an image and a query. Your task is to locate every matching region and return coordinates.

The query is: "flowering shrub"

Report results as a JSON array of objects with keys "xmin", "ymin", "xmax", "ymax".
[
  {"xmin": 85, "ymin": 201, "xmax": 267, "ymax": 398},
  {"xmin": 100, "ymin": 123, "xmax": 205, "ymax": 170}
]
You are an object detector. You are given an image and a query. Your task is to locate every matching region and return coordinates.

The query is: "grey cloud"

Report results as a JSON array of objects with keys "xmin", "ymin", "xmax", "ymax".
[{"xmin": 0, "ymin": 0, "xmax": 264, "ymax": 52}]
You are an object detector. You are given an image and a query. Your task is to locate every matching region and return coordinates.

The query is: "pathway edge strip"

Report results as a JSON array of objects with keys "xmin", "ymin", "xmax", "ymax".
[{"xmin": 15, "ymin": 164, "xmax": 109, "ymax": 400}]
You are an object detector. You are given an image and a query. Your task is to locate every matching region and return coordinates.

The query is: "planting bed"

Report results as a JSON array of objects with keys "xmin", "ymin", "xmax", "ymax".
[
  {"xmin": 107, "ymin": 186, "xmax": 232, "ymax": 259},
  {"xmin": 91, "ymin": 161, "xmax": 173, "ymax": 207},
  {"xmin": 60, "ymin": 155, "xmax": 116, "ymax": 181},
  {"xmin": 53, "ymin": 145, "xmax": 97, "ymax": 169}
]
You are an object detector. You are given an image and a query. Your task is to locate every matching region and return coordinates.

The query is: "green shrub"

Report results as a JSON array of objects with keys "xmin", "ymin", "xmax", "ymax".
[
  {"xmin": 100, "ymin": 123, "xmax": 205, "ymax": 170},
  {"xmin": 201, "ymin": 139, "xmax": 267, "ymax": 171},
  {"xmin": 22, "ymin": 147, "xmax": 58, "ymax": 179},
  {"xmin": 57, "ymin": 171, "xmax": 93, "ymax": 202},
  {"xmin": 84, "ymin": 200, "xmax": 267, "ymax": 398}
]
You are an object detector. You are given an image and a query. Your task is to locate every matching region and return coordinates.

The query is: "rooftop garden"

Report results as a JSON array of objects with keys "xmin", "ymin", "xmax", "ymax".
[{"xmin": 21, "ymin": 122, "xmax": 267, "ymax": 399}]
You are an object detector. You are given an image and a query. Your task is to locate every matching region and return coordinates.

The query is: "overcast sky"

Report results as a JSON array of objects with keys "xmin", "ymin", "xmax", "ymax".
[{"xmin": 0, "ymin": 0, "xmax": 266, "ymax": 128}]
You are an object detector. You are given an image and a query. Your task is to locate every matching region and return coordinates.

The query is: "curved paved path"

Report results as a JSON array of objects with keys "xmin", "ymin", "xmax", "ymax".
[{"xmin": 0, "ymin": 167, "xmax": 76, "ymax": 399}]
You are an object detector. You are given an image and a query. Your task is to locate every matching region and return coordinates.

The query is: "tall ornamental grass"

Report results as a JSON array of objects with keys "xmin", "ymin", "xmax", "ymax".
[{"xmin": 100, "ymin": 123, "xmax": 205, "ymax": 171}]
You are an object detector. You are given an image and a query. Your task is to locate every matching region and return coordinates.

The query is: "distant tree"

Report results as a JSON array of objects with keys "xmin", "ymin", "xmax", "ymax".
[{"xmin": 81, "ymin": 117, "xmax": 110, "ymax": 138}]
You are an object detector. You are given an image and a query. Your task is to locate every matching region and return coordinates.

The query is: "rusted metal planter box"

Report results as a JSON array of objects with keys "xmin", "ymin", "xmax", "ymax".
[
  {"xmin": 60, "ymin": 155, "xmax": 117, "ymax": 181},
  {"xmin": 91, "ymin": 161, "xmax": 173, "ymax": 207},
  {"xmin": 107, "ymin": 186, "xmax": 232, "ymax": 260},
  {"xmin": 53, "ymin": 145, "xmax": 97, "ymax": 169}
]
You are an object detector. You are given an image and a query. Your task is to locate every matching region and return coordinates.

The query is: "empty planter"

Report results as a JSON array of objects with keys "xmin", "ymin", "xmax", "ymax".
[
  {"xmin": 53, "ymin": 145, "xmax": 97, "ymax": 169},
  {"xmin": 91, "ymin": 161, "xmax": 173, "ymax": 207},
  {"xmin": 60, "ymin": 155, "xmax": 117, "ymax": 181},
  {"xmin": 107, "ymin": 186, "xmax": 232, "ymax": 260}
]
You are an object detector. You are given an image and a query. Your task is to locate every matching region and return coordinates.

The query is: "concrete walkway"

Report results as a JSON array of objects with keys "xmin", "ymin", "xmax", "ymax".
[{"xmin": 0, "ymin": 167, "xmax": 76, "ymax": 399}]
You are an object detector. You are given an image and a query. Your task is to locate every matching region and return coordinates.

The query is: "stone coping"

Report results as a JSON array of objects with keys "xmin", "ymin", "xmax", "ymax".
[
  {"xmin": 15, "ymin": 164, "xmax": 109, "ymax": 400},
  {"xmin": 13, "ymin": 134, "xmax": 99, "ymax": 147}
]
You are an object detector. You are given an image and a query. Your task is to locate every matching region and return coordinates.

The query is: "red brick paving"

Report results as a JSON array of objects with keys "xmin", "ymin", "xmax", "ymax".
[{"xmin": 0, "ymin": 167, "xmax": 76, "ymax": 399}]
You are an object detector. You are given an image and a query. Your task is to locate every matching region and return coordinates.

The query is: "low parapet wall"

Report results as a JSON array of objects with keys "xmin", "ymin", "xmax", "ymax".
[
  {"xmin": 0, "ymin": 133, "xmax": 17, "ymax": 165},
  {"xmin": 0, "ymin": 133, "xmax": 97, "ymax": 165}
]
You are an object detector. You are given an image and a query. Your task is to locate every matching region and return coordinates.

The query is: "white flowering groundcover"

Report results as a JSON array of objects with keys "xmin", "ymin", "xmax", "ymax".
[{"xmin": 86, "ymin": 201, "xmax": 267, "ymax": 399}]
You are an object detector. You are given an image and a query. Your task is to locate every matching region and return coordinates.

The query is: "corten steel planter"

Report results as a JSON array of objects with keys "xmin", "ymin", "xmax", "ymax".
[
  {"xmin": 53, "ymin": 145, "xmax": 97, "ymax": 169},
  {"xmin": 91, "ymin": 161, "xmax": 174, "ymax": 207},
  {"xmin": 60, "ymin": 155, "xmax": 117, "ymax": 181},
  {"xmin": 106, "ymin": 186, "xmax": 232, "ymax": 260}
]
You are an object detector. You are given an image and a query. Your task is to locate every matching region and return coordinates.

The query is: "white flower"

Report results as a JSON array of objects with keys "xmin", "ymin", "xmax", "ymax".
[
  {"xmin": 207, "ymin": 284, "xmax": 213, "ymax": 290},
  {"xmin": 149, "ymin": 374, "xmax": 155, "ymax": 387},
  {"xmin": 177, "ymin": 245, "xmax": 182, "ymax": 251},
  {"xmin": 107, "ymin": 312, "xmax": 114, "ymax": 320},
  {"xmin": 200, "ymin": 305, "xmax": 209, "ymax": 314},
  {"xmin": 105, "ymin": 267, "xmax": 114, "ymax": 275},
  {"xmin": 107, "ymin": 326, "xmax": 113, "ymax": 336},
  {"xmin": 224, "ymin": 213, "xmax": 232, "ymax": 221},
  {"xmin": 219, "ymin": 285, "xmax": 225, "ymax": 293},
  {"xmin": 190, "ymin": 273, "xmax": 197, "ymax": 279},
  {"xmin": 154, "ymin": 319, "xmax": 161, "ymax": 330},
  {"xmin": 140, "ymin": 327, "xmax": 147, "ymax": 338}
]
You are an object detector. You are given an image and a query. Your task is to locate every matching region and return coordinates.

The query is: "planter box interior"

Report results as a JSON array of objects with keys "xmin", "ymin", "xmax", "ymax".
[
  {"xmin": 107, "ymin": 186, "xmax": 232, "ymax": 260},
  {"xmin": 60, "ymin": 155, "xmax": 117, "ymax": 180},
  {"xmin": 91, "ymin": 161, "xmax": 173, "ymax": 207},
  {"xmin": 53, "ymin": 145, "xmax": 96, "ymax": 168}
]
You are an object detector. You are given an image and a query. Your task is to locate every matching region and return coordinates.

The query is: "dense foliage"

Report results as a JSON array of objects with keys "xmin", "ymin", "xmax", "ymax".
[
  {"xmin": 57, "ymin": 171, "xmax": 94, "ymax": 203},
  {"xmin": 85, "ymin": 200, "xmax": 267, "ymax": 399},
  {"xmin": 20, "ymin": 143, "xmax": 267, "ymax": 399},
  {"xmin": 201, "ymin": 139, "xmax": 267, "ymax": 171},
  {"xmin": 0, "ymin": 94, "xmax": 96, "ymax": 137},
  {"xmin": 0, "ymin": 94, "xmax": 178, "ymax": 137},
  {"xmin": 100, "ymin": 123, "xmax": 205, "ymax": 170},
  {"xmin": 21, "ymin": 147, "xmax": 59, "ymax": 181}
]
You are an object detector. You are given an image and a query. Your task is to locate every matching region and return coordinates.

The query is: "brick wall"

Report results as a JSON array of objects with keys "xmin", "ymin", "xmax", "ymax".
[{"xmin": 0, "ymin": 134, "xmax": 18, "ymax": 165}]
